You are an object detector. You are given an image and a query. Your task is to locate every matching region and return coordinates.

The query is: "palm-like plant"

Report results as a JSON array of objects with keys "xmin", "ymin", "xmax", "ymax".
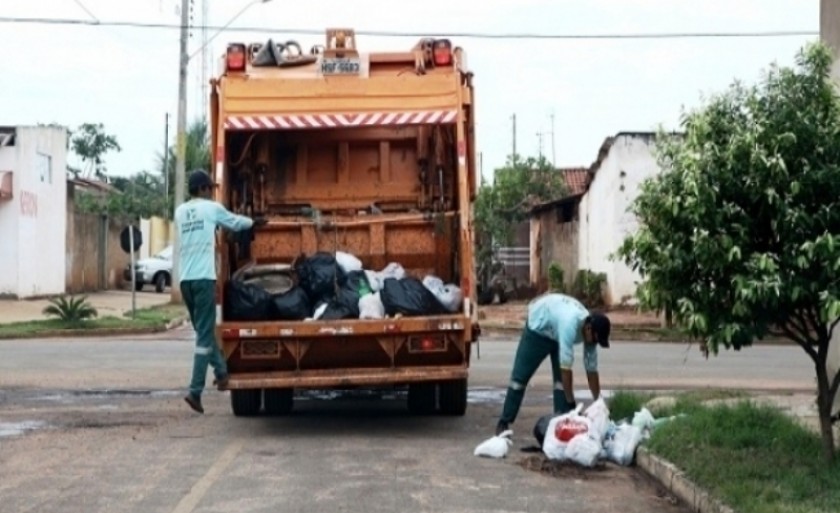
[{"xmin": 42, "ymin": 295, "xmax": 98, "ymax": 324}]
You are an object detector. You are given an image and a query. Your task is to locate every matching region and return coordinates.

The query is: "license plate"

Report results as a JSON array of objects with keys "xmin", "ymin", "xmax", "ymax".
[{"xmin": 321, "ymin": 57, "xmax": 360, "ymax": 76}]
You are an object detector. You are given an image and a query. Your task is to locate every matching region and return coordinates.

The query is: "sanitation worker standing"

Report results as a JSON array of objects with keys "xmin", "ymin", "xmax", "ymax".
[{"xmin": 175, "ymin": 169, "xmax": 255, "ymax": 414}]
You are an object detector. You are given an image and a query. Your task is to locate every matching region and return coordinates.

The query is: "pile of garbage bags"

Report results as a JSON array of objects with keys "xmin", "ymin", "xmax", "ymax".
[
  {"xmin": 474, "ymin": 398, "xmax": 681, "ymax": 465},
  {"xmin": 536, "ymin": 400, "xmax": 680, "ymax": 467},
  {"xmin": 225, "ymin": 251, "xmax": 463, "ymax": 322}
]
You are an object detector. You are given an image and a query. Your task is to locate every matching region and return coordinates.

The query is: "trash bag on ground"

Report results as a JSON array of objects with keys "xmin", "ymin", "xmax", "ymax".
[
  {"xmin": 380, "ymin": 277, "xmax": 448, "ymax": 317},
  {"xmin": 603, "ymin": 424, "xmax": 643, "ymax": 466},
  {"xmin": 295, "ymin": 252, "xmax": 346, "ymax": 304},
  {"xmin": 583, "ymin": 397, "xmax": 611, "ymax": 442},
  {"xmin": 359, "ymin": 292, "xmax": 385, "ymax": 319},
  {"xmin": 543, "ymin": 404, "xmax": 590, "ymax": 461},
  {"xmin": 565, "ymin": 433, "xmax": 602, "ymax": 467},
  {"xmin": 422, "ymin": 275, "xmax": 463, "ymax": 313},
  {"xmin": 336, "ymin": 251, "xmax": 363, "ymax": 274},
  {"xmin": 224, "ymin": 280, "xmax": 273, "ymax": 321},
  {"xmin": 632, "ymin": 407, "xmax": 656, "ymax": 432},
  {"xmin": 270, "ymin": 286, "xmax": 310, "ymax": 320},
  {"xmin": 533, "ymin": 413, "xmax": 562, "ymax": 447},
  {"xmin": 474, "ymin": 429, "xmax": 513, "ymax": 459}
]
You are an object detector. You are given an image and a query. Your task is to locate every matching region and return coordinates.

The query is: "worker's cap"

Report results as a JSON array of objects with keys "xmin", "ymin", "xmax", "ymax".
[
  {"xmin": 588, "ymin": 312, "xmax": 611, "ymax": 348},
  {"xmin": 188, "ymin": 169, "xmax": 215, "ymax": 192}
]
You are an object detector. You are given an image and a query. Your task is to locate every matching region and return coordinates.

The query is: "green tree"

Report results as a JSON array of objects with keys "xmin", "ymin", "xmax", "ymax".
[
  {"xmin": 70, "ymin": 123, "xmax": 121, "ymax": 179},
  {"xmin": 617, "ymin": 43, "xmax": 840, "ymax": 461},
  {"xmin": 158, "ymin": 119, "xmax": 212, "ymax": 208},
  {"xmin": 475, "ymin": 154, "xmax": 567, "ymax": 274}
]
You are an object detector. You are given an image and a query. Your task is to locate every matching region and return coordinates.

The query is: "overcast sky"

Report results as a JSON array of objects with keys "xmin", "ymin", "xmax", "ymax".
[{"xmin": 0, "ymin": 1, "xmax": 818, "ymax": 180}]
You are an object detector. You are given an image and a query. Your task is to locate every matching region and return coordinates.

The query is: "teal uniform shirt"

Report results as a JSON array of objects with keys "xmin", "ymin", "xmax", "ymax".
[
  {"xmin": 527, "ymin": 293, "xmax": 598, "ymax": 372},
  {"xmin": 174, "ymin": 198, "xmax": 253, "ymax": 283}
]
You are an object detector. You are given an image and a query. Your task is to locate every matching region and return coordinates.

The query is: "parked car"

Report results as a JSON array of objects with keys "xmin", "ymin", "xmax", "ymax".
[{"xmin": 124, "ymin": 245, "xmax": 173, "ymax": 293}]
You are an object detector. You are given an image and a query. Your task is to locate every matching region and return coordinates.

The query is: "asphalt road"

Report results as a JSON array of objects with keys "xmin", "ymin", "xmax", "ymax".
[{"xmin": 0, "ymin": 328, "xmax": 816, "ymax": 513}]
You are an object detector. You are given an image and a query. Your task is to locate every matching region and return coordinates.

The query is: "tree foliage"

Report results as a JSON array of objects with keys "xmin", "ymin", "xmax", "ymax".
[
  {"xmin": 70, "ymin": 123, "xmax": 121, "ymax": 179},
  {"xmin": 73, "ymin": 119, "xmax": 210, "ymax": 219},
  {"xmin": 617, "ymin": 42, "xmax": 840, "ymax": 461},
  {"xmin": 474, "ymin": 154, "xmax": 567, "ymax": 273}
]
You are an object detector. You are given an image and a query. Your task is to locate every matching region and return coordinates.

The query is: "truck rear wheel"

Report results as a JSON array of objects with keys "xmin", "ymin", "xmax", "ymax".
[
  {"xmin": 438, "ymin": 378, "xmax": 468, "ymax": 416},
  {"xmin": 407, "ymin": 383, "xmax": 437, "ymax": 415},
  {"xmin": 263, "ymin": 388, "xmax": 294, "ymax": 415},
  {"xmin": 231, "ymin": 389, "xmax": 262, "ymax": 416}
]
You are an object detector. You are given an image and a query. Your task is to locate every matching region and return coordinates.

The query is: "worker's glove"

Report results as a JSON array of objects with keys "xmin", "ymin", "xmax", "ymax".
[
  {"xmin": 253, "ymin": 216, "xmax": 269, "ymax": 227},
  {"xmin": 567, "ymin": 400, "xmax": 577, "ymax": 412}
]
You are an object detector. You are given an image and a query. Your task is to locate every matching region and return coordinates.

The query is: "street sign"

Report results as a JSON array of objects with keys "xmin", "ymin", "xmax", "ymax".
[{"xmin": 120, "ymin": 225, "xmax": 142, "ymax": 254}]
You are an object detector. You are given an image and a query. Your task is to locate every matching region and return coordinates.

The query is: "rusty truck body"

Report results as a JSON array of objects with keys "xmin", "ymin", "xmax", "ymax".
[{"xmin": 209, "ymin": 29, "xmax": 480, "ymax": 416}]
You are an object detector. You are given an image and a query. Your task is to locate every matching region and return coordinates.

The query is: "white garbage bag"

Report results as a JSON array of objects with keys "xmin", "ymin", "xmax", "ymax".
[
  {"xmin": 632, "ymin": 407, "xmax": 655, "ymax": 432},
  {"xmin": 422, "ymin": 275, "xmax": 463, "ymax": 313},
  {"xmin": 603, "ymin": 424, "xmax": 643, "ymax": 466},
  {"xmin": 583, "ymin": 397, "xmax": 611, "ymax": 442},
  {"xmin": 365, "ymin": 270, "xmax": 385, "ymax": 292},
  {"xmin": 474, "ymin": 429, "xmax": 513, "ymax": 459},
  {"xmin": 359, "ymin": 292, "xmax": 385, "ymax": 319},
  {"xmin": 336, "ymin": 251, "xmax": 363, "ymax": 274},
  {"xmin": 380, "ymin": 262, "xmax": 406, "ymax": 280},
  {"xmin": 543, "ymin": 404, "xmax": 591, "ymax": 461},
  {"xmin": 565, "ymin": 434, "xmax": 602, "ymax": 467}
]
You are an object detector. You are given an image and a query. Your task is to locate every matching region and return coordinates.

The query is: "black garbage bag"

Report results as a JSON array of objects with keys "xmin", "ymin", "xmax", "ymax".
[
  {"xmin": 295, "ymin": 252, "xmax": 346, "ymax": 304},
  {"xmin": 533, "ymin": 413, "xmax": 562, "ymax": 447},
  {"xmin": 271, "ymin": 286, "xmax": 310, "ymax": 321},
  {"xmin": 380, "ymin": 277, "xmax": 448, "ymax": 317},
  {"xmin": 317, "ymin": 271, "xmax": 371, "ymax": 320},
  {"xmin": 225, "ymin": 280, "xmax": 273, "ymax": 321}
]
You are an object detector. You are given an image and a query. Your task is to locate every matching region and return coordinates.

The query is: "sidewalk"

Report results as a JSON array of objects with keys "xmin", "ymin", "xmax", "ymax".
[{"xmin": 0, "ymin": 290, "xmax": 173, "ymax": 324}]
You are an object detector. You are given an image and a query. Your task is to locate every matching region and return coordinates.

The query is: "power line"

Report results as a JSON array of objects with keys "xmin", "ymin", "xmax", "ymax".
[
  {"xmin": 0, "ymin": 16, "xmax": 819, "ymax": 40},
  {"xmin": 69, "ymin": 0, "xmax": 100, "ymax": 23}
]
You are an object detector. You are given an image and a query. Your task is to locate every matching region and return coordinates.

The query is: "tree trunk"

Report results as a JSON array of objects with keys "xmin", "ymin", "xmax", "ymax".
[{"xmin": 815, "ymin": 363, "xmax": 836, "ymax": 462}]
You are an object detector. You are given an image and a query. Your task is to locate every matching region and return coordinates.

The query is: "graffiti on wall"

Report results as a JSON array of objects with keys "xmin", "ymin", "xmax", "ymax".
[{"xmin": 20, "ymin": 190, "xmax": 38, "ymax": 218}]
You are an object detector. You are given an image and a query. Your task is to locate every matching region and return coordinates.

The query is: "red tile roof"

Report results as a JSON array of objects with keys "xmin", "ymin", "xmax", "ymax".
[{"xmin": 561, "ymin": 167, "xmax": 590, "ymax": 196}]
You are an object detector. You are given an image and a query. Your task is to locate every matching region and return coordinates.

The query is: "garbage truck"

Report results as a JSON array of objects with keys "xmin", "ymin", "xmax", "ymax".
[{"xmin": 209, "ymin": 29, "xmax": 480, "ymax": 416}]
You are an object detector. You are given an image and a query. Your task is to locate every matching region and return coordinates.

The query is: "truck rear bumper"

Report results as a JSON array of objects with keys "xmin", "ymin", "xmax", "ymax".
[{"xmin": 226, "ymin": 366, "xmax": 467, "ymax": 389}]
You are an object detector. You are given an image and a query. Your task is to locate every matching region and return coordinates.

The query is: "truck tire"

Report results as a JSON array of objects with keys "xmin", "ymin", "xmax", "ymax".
[
  {"xmin": 263, "ymin": 388, "xmax": 294, "ymax": 415},
  {"xmin": 407, "ymin": 383, "xmax": 437, "ymax": 414},
  {"xmin": 231, "ymin": 389, "xmax": 262, "ymax": 416},
  {"xmin": 438, "ymin": 378, "xmax": 468, "ymax": 416},
  {"xmin": 154, "ymin": 273, "xmax": 168, "ymax": 293}
]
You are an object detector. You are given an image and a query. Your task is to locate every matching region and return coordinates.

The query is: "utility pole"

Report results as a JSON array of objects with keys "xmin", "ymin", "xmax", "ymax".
[
  {"xmin": 163, "ymin": 112, "xmax": 170, "ymax": 219},
  {"xmin": 536, "ymin": 131, "xmax": 544, "ymax": 161},
  {"xmin": 171, "ymin": 0, "xmax": 190, "ymax": 304},
  {"xmin": 550, "ymin": 112, "xmax": 556, "ymax": 168},
  {"xmin": 511, "ymin": 113, "xmax": 517, "ymax": 162}
]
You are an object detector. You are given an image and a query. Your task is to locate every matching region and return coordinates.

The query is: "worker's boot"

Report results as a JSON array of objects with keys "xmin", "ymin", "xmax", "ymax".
[{"xmin": 184, "ymin": 393, "xmax": 204, "ymax": 414}]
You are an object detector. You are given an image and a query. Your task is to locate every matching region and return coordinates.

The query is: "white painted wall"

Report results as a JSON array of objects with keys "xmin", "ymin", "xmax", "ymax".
[
  {"xmin": 0, "ymin": 144, "xmax": 19, "ymax": 296},
  {"xmin": 578, "ymin": 134, "xmax": 660, "ymax": 305},
  {"xmin": 0, "ymin": 126, "xmax": 67, "ymax": 298}
]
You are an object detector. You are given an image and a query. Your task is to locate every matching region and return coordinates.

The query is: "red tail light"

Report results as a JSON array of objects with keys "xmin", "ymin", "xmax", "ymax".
[
  {"xmin": 433, "ymin": 39, "xmax": 452, "ymax": 66},
  {"xmin": 408, "ymin": 336, "xmax": 447, "ymax": 353},
  {"xmin": 226, "ymin": 43, "xmax": 247, "ymax": 72}
]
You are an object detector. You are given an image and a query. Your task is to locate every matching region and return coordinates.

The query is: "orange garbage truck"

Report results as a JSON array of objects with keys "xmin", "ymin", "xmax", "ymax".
[{"xmin": 209, "ymin": 29, "xmax": 480, "ymax": 416}]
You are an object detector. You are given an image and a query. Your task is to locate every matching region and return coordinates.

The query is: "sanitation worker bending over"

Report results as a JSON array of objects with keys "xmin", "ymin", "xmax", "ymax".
[
  {"xmin": 176, "ymin": 169, "xmax": 256, "ymax": 414},
  {"xmin": 495, "ymin": 293, "xmax": 611, "ymax": 435}
]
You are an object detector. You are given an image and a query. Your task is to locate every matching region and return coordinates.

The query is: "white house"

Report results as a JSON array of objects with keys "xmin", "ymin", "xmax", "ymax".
[
  {"xmin": 0, "ymin": 125, "xmax": 68, "ymax": 298},
  {"xmin": 577, "ymin": 132, "xmax": 662, "ymax": 306}
]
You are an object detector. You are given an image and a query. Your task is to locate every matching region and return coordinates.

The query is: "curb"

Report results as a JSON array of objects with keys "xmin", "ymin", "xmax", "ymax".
[
  {"xmin": 636, "ymin": 447, "xmax": 735, "ymax": 513},
  {"xmin": 0, "ymin": 316, "xmax": 188, "ymax": 340}
]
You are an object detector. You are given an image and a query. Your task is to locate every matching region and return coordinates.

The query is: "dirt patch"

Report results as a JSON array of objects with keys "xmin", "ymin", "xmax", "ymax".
[{"xmin": 517, "ymin": 455, "xmax": 610, "ymax": 480}]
